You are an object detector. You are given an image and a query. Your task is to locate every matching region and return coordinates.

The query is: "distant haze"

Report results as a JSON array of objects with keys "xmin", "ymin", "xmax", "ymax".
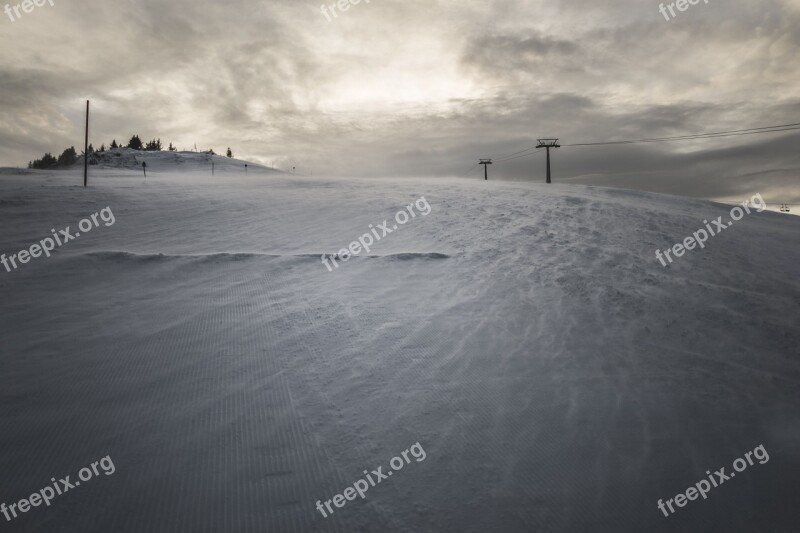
[{"xmin": 1, "ymin": 0, "xmax": 798, "ymax": 205}]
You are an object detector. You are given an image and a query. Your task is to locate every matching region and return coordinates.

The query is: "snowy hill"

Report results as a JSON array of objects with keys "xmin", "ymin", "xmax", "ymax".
[
  {"xmin": 77, "ymin": 147, "xmax": 280, "ymax": 175},
  {"xmin": 0, "ymin": 169, "xmax": 798, "ymax": 532}
]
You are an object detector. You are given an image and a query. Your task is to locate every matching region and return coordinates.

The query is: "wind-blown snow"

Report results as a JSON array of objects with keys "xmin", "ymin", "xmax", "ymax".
[{"xmin": 1, "ymin": 161, "xmax": 798, "ymax": 532}]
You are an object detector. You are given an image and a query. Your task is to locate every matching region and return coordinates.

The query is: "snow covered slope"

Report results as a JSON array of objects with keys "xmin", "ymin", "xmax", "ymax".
[
  {"xmin": 80, "ymin": 147, "xmax": 279, "ymax": 175},
  {"xmin": 0, "ymin": 167, "xmax": 798, "ymax": 532}
]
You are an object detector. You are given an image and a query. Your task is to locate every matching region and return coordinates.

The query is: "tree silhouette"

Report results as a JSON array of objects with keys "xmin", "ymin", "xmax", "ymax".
[
  {"xmin": 57, "ymin": 147, "xmax": 77, "ymax": 166},
  {"xmin": 29, "ymin": 153, "xmax": 57, "ymax": 169},
  {"xmin": 127, "ymin": 135, "xmax": 143, "ymax": 150},
  {"xmin": 145, "ymin": 138, "xmax": 162, "ymax": 151}
]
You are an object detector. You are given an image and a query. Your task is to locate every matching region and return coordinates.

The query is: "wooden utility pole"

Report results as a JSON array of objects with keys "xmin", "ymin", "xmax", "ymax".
[
  {"xmin": 84, "ymin": 100, "xmax": 89, "ymax": 187},
  {"xmin": 479, "ymin": 159, "xmax": 493, "ymax": 181},
  {"xmin": 536, "ymin": 139, "xmax": 560, "ymax": 183}
]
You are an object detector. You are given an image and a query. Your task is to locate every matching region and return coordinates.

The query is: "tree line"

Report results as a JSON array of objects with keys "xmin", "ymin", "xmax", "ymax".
[{"xmin": 28, "ymin": 135, "xmax": 235, "ymax": 169}]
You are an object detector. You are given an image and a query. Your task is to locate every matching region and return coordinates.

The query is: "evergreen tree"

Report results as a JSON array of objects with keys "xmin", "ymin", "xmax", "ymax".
[
  {"xmin": 29, "ymin": 152, "xmax": 59, "ymax": 169},
  {"xmin": 226, "ymin": 148, "xmax": 233, "ymax": 158},
  {"xmin": 57, "ymin": 147, "xmax": 77, "ymax": 166},
  {"xmin": 99, "ymin": 144, "xmax": 105, "ymax": 152},
  {"xmin": 168, "ymin": 142, "xmax": 176, "ymax": 152},
  {"xmin": 127, "ymin": 135, "xmax": 143, "ymax": 150},
  {"xmin": 145, "ymin": 138, "xmax": 163, "ymax": 151},
  {"xmin": 110, "ymin": 139, "xmax": 118, "ymax": 149}
]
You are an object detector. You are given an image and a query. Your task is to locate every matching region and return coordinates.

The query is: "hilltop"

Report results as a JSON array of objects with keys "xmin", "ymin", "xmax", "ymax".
[{"xmin": 81, "ymin": 147, "xmax": 278, "ymax": 174}]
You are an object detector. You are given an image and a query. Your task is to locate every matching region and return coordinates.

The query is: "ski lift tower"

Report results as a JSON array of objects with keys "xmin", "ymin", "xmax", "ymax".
[
  {"xmin": 536, "ymin": 139, "xmax": 560, "ymax": 184},
  {"xmin": 479, "ymin": 159, "xmax": 493, "ymax": 181}
]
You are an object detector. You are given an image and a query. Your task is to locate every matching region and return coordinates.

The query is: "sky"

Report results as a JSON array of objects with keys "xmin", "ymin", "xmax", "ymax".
[{"xmin": 1, "ymin": 0, "xmax": 799, "ymax": 205}]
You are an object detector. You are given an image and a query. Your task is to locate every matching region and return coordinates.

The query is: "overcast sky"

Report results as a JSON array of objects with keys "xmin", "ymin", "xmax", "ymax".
[{"xmin": 1, "ymin": 0, "xmax": 799, "ymax": 204}]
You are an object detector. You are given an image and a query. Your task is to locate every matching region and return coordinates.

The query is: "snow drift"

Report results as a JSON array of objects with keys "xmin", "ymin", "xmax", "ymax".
[{"xmin": 0, "ymin": 164, "xmax": 798, "ymax": 532}]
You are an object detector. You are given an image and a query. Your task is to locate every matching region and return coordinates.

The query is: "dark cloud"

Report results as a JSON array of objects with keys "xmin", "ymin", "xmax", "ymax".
[{"xmin": 0, "ymin": 0, "xmax": 798, "ymax": 204}]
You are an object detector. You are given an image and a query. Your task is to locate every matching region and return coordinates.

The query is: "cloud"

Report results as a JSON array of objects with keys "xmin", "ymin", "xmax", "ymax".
[{"xmin": 0, "ymin": 0, "xmax": 797, "ymax": 203}]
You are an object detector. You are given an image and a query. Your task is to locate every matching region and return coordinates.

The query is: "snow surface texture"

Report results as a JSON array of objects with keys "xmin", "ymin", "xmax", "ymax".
[{"xmin": 1, "ymin": 159, "xmax": 799, "ymax": 533}]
